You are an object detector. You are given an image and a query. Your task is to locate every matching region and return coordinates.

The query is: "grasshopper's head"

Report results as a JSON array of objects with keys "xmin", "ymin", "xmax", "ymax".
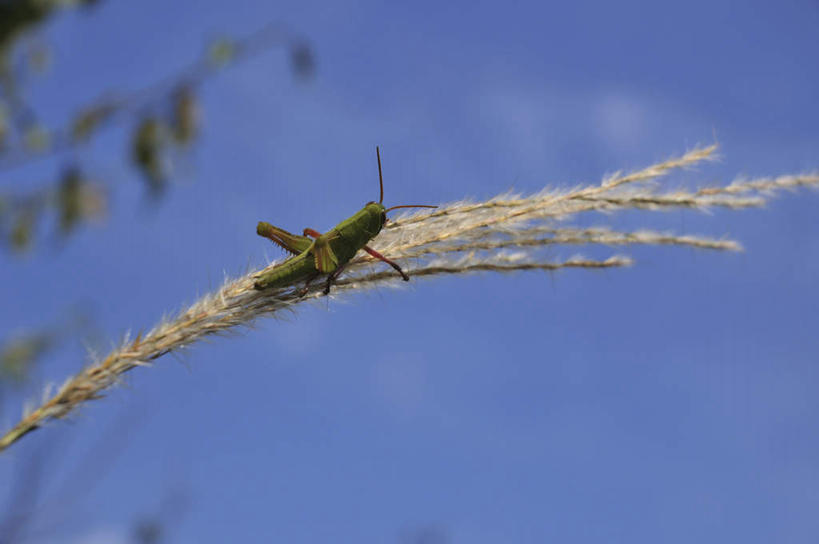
[{"xmin": 363, "ymin": 201, "xmax": 388, "ymax": 233}]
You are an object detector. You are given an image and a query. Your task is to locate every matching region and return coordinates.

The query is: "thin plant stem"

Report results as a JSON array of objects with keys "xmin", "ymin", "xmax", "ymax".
[{"xmin": 1, "ymin": 145, "xmax": 817, "ymax": 453}]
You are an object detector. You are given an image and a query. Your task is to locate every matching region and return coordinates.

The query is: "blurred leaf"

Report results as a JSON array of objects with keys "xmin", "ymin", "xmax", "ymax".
[
  {"xmin": 133, "ymin": 519, "xmax": 162, "ymax": 544},
  {"xmin": 9, "ymin": 205, "xmax": 37, "ymax": 252},
  {"xmin": 79, "ymin": 183, "xmax": 106, "ymax": 225},
  {"xmin": 70, "ymin": 102, "xmax": 116, "ymax": 142},
  {"xmin": 56, "ymin": 166, "xmax": 106, "ymax": 235},
  {"xmin": 0, "ymin": 102, "xmax": 8, "ymax": 150},
  {"xmin": 131, "ymin": 117, "xmax": 167, "ymax": 194},
  {"xmin": 0, "ymin": 0, "xmax": 104, "ymax": 47},
  {"xmin": 0, "ymin": 1, "xmax": 51, "ymax": 50},
  {"xmin": 0, "ymin": 332, "xmax": 52, "ymax": 385},
  {"xmin": 171, "ymin": 86, "xmax": 199, "ymax": 145},
  {"xmin": 207, "ymin": 38, "xmax": 235, "ymax": 67},
  {"xmin": 57, "ymin": 166, "xmax": 82, "ymax": 234},
  {"xmin": 289, "ymin": 41, "xmax": 314, "ymax": 79}
]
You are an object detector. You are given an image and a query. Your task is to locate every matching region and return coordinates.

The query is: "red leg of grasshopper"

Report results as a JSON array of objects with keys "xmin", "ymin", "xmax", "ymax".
[
  {"xmin": 303, "ymin": 228, "xmax": 322, "ymax": 238},
  {"xmin": 363, "ymin": 245, "xmax": 409, "ymax": 281},
  {"xmin": 323, "ymin": 262, "xmax": 349, "ymax": 295}
]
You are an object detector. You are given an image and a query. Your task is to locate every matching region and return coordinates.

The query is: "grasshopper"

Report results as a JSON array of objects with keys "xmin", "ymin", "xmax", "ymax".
[{"xmin": 254, "ymin": 147, "xmax": 436, "ymax": 295}]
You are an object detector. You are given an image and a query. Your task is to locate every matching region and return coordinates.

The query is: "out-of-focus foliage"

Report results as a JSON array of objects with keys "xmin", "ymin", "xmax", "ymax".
[
  {"xmin": 171, "ymin": 86, "xmax": 199, "ymax": 146},
  {"xmin": 129, "ymin": 86, "xmax": 200, "ymax": 193},
  {"xmin": 0, "ymin": 308, "xmax": 94, "ymax": 388},
  {"xmin": 0, "ymin": 331, "xmax": 53, "ymax": 385},
  {"xmin": 0, "ymin": 0, "xmax": 99, "ymax": 53},
  {"xmin": 8, "ymin": 200, "xmax": 38, "ymax": 251},
  {"xmin": 21, "ymin": 123, "xmax": 49, "ymax": 151},
  {"xmin": 0, "ymin": 7, "xmax": 309, "ymax": 542},
  {"xmin": 0, "ymin": 20, "xmax": 312, "ymax": 251},
  {"xmin": 70, "ymin": 100, "xmax": 117, "ymax": 143},
  {"xmin": 132, "ymin": 117, "xmax": 169, "ymax": 194},
  {"xmin": 0, "ymin": 1, "xmax": 101, "ymax": 156},
  {"xmin": 289, "ymin": 40, "xmax": 315, "ymax": 79},
  {"xmin": 0, "ymin": 166, "xmax": 105, "ymax": 251},
  {"xmin": 206, "ymin": 38, "xmax": 236, "ymax": 67},
  {"xmin": 134, "ymin": 520, "xmax": 163, "ymax": 544},
  {"xmin": 56, "ymin": 166, "xmax": 105, "ymax": 236},
  {"xmin": 0, "ymin": 11, "xmax": 313, "ymax": 254},
  {"xmin": 0, "ymin": 101, "xmax": 8, "ymax": 150}
]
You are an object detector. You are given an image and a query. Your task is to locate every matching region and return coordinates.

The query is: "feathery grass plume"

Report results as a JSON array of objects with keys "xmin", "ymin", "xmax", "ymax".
[{"xmin": 1, "ymin": 144, "xmax": 818, "ymax": 452}]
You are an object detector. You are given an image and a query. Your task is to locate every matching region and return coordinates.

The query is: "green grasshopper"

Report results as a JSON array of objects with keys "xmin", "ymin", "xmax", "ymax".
[{"xmin": 254, "ymin": 147, "xmax": 436, "ymax": 295}]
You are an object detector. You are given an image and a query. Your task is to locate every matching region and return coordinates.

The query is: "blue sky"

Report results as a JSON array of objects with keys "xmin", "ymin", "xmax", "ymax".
[{"xmin": 1, "ymin": 0, "xmax": 818, "ymax": 542}]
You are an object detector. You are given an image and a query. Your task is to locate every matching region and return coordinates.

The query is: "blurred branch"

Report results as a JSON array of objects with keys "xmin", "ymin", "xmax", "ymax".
[
  {"xmin": 0, "ymin": 22, "xmax": 313, "ymax": 173},
  {"xmin": 0, "ymin": 0, "xmax": 101, "ymax": 148},
  {"xmin": 0, "ymin": 22, "xmax": 313, "ymax": 252},
  {"xmin": 1, "ymin": 145, "xmax": 817, "ymax": 452}
]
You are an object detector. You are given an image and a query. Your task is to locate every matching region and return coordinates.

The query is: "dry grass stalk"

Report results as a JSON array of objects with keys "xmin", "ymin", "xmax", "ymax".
[{"xmin": 1, "ymin": 144, "xmax": 817, "ymax": 452}]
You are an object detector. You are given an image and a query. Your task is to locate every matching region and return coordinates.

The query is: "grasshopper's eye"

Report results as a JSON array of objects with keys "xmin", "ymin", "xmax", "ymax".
[{"xmin": 381, "ymin": 211, "xmax": 387, "ymax": 225}]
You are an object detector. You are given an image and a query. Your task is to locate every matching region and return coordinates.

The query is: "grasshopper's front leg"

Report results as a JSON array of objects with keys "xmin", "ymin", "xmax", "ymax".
[
  {"xmin": 303, "ymin": 226, "xmax": 346, "ymax": 295},
  {"xmin": 323, "ymin": 261, "xmax": 349, "ymax": 295},
  {"xmin": 363, "ymin": 245, "xmax": 409, "ymax": 281},
  {"xmin": 304, "ymin": 227, "xmax": 409, "ymax": 293}
]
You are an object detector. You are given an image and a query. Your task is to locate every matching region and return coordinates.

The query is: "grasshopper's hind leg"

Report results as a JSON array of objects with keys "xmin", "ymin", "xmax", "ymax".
[{"xmin": 257, "ymin": 222, "xmax": 313, "ymax": 255}]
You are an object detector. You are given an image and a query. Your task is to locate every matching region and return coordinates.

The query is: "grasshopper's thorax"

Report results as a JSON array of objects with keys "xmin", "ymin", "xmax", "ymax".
[{"xmin": 331, "ymin": 202, "xmax": 386, "ymax": 261}]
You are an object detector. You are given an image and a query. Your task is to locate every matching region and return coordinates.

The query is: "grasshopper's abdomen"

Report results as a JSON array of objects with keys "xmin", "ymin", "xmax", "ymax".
[{"xmin": 254, "ymin": 251, "xmax": 316, "ymax": 290}]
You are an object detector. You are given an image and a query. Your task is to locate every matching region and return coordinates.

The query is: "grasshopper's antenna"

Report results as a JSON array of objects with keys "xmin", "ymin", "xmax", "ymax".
[
  {"xmin": 376, "ymin": 146, "xmax": 437, "ymax": 214},
  {"xmin": 385, "ymin": 204, "xmax": 437, "ymax": 212},
  {"xmin": 376, "ymin": 146, "xmax": 384, "ymax": 204}
]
